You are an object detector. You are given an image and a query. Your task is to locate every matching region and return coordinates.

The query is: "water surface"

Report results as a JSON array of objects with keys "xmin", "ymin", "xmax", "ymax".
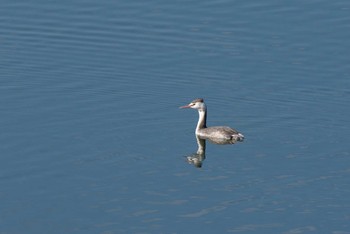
[{"xmin": 1, "ymin": 0, "xmax": 350, "ymax": 233}]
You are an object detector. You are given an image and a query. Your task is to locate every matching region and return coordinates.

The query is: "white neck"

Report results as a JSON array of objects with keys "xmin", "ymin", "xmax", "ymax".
[{"xmin": 196, "ymin": 108, "xmax": 207, "ymax": 133}]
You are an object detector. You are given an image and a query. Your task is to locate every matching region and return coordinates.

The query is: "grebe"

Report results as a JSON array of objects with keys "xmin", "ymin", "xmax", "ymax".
[{"xmin": 180, "ymin": 98, "xmax": 244, "ymax": 143}]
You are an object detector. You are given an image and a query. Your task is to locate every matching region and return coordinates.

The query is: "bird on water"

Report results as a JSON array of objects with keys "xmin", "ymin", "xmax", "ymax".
[{"xmin": 180, "ymin": 98, "xmax": 244, "ymax": 143}]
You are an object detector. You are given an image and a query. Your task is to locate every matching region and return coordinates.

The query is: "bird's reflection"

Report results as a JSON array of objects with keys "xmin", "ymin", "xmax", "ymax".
[
  {"xmin": 186, "ymin": 135, "xmax": 206, "ymax": 168},
  {"xmin": 186, "ymin": 135, "xmax": 241, "ymax": 168}
]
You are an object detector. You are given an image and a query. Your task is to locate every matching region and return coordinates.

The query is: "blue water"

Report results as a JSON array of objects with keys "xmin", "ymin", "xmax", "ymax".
[{"xmin": 1, "ymin": 0, "xmax": 350, "ymax": 233}]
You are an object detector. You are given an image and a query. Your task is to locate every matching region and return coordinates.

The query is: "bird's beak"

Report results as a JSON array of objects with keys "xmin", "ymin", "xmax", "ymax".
[{"xmin": 179, "ymin": 104, "xmax": 191, "ymax": 109}]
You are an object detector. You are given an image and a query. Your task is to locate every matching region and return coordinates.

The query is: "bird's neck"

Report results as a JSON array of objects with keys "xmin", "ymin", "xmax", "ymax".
[{"xmin": 196, "ymin": 108, "xmax": 207, "ymax": 132}]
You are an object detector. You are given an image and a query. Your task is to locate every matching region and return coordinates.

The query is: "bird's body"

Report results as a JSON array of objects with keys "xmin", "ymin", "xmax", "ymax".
[
  {"xmin": 198, "ymin": 126, "xmax": 242, "ymax": 140},
  {"xmin": 180, "ymin": 98, "xmax": 244, "ymax": 143}
]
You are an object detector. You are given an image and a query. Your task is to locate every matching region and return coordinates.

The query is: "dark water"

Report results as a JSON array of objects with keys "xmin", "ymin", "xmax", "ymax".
[{"xmin": 1, "ymin": 0, "xmax": 350, "ymax": 233}]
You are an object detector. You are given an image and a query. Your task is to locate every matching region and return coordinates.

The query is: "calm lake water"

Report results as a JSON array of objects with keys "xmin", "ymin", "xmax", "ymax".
[{"xmin": 1, "ymin": 0, "xmax": 350, "ymax": 233}]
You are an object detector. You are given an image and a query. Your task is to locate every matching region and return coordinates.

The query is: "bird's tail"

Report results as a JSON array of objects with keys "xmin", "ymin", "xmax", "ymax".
[{"xmin": 234, "ymin": 133, "xmax": 245, "ymax": 142}]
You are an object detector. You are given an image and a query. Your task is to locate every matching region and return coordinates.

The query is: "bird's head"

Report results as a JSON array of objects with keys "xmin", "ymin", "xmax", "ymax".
[{"xmin": 180, "ymin": 98, "xmax": 206, "ymax": 111}]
